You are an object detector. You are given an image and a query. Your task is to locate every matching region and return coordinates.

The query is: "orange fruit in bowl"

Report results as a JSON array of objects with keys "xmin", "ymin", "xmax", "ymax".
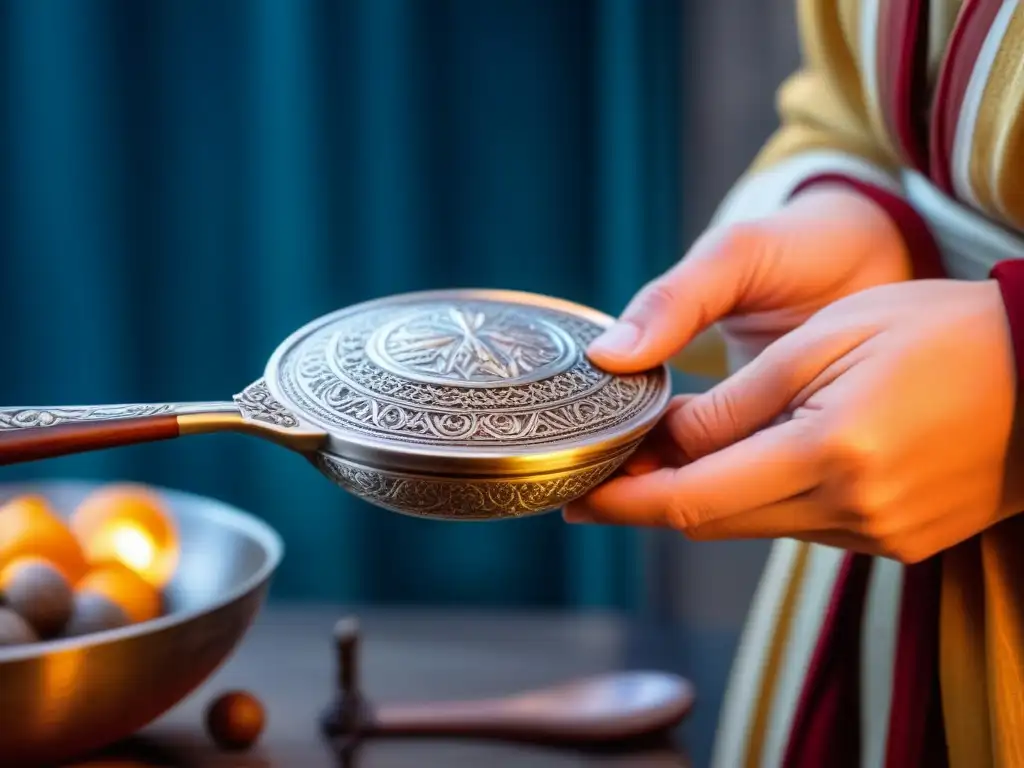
[
  {"xmin": 76, "ymin": 562, "xmax": 162, "ymax": 624},
  {"xmin": 0, "ymin": 495, "xmax": 88, "ymax": 583},
  {"xmin": 70, "ymin": 484, "xmax": 179, "ymax": 589}
]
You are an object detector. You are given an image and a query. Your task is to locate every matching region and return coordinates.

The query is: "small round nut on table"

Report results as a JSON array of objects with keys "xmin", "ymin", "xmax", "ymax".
[{"xmin": 205, "ymin": 690, "xmax": 266, "ymax": 752}]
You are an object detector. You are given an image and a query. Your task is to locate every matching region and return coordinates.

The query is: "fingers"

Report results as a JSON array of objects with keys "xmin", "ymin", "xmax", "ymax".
[
  {"xmin": 564, "ymin": 417, "xmax": 823, "ymax": 528},
  {"xmin": 587, "ymin": 225, "xmax": 763, "ymax": 373},
  {"xmin": 666, "ymin": 319, "xmax": 877, "ymax": 460},
  {"xmin": 620, "ymin": 396, "xmax": 694, "ymax": 475},
  {"xmin": 684, "ymin": 492, "xmax": 852, "ymax": 542}
]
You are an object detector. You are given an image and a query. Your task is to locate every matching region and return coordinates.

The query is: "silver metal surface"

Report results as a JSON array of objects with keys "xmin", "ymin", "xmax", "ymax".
[
  {"xmin": 0, "ymin": 290, "xmax": 671, "ymax": 520},
  {"xmin": 0, "ymin": 480, "xmax": 282, "ymax": 767},
  {"xmin": 265, "ymin": 290, "xmax": 669, "ymax": 475},
  {"xmin": 316, "ymin": 447, "xmax": 635, "ymax": 521}
]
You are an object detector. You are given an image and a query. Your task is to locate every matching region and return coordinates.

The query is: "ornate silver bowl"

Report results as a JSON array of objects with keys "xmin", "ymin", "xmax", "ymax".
[{"xmin": 0, "ymin": 290, "xmax": 671, "ymax": 520}]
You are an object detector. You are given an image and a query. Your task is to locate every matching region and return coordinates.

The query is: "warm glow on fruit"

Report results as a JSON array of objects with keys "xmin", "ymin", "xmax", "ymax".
[
  {"xmin": 70, "ymin": 484, "xmax": 179, "ymax": 589},
  {"xmin": 0, "ymin": 495, "xmax": 88, "ymax": 583},
  {"xmin": 76, "ymin": 562, "xmax": 161, "ymax": 624},
  {"xmin": 107, "ymin": 522, "xmax": 157, "ymax": 573}
]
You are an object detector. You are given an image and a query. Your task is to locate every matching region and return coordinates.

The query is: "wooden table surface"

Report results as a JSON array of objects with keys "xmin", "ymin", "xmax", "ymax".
[{"xmin": 75, "ymin": 606, "xmax": 698, "ymax": 768}]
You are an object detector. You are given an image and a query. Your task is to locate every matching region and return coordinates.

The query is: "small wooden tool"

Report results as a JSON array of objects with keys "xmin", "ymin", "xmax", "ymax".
[
  {"xmin": 321, "ymin": 617, "xmax": 372, "ymax": 744},
  {"xmin": 320, "ymin": 616, "xmax": 695, "ymax": 746}
]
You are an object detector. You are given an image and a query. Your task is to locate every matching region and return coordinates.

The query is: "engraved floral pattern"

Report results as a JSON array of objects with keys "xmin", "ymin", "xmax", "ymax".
[
  {"xmin": 374, "ymin": 306, "xmax": 568, "ymax": 384},
  {"xmin": 270, "ymin": 299, "xmax": 667, "ymax": 450},
  {"xmin": 316, "ymin": 452, "xmax": 627, "ymax": 520},
  {"xmin": 335, "ymin": 329, "xmax": 600, "ymax": 408},
  {"xmin": 233, "ymin": 379, "xmax": 300, "ymax": 429}
]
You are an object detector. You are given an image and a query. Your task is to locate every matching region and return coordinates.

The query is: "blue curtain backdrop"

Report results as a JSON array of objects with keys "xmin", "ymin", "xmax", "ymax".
[{"xmin": 0, "ymin": 0, "xmax": 681, "ymax": 608}]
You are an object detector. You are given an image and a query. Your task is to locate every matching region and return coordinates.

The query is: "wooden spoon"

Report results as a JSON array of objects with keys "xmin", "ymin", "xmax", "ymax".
[
  {"xmin": 322, "ymin": 619, "xmax": 695, "ymax": 746},
  {"xmin": 340, "ymin": 671, "xmax": 695, "ymax": 744}
]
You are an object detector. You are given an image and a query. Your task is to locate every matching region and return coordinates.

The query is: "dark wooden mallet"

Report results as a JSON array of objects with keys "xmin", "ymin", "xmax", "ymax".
[{"xmin": 320, "ymin": 616, "xmax": 696, "ymax": 746}]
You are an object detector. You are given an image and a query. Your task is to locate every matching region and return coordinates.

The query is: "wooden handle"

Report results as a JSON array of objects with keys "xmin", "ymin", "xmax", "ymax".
[{"xmin": 0, "ymin": 415, "xmax": 181, "ymax": 466}]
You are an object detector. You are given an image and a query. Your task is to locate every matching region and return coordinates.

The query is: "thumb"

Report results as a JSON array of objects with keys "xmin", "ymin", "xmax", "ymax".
[{"xmin": 587, "ymin": 225, "xmax": 763, "ymax": 373}]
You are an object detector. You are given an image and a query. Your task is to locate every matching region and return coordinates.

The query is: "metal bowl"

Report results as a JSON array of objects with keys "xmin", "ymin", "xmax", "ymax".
[
  {"xmin": 0, "ymin": 480, "xmax": 283, "ymax": 767},
  {"xmin": 313, "ymin": 445, "xmax": 637, "ymax": 519},
  {"xmin": 278, "ymin": 290, "xmax": 673, "ymax": 520}
]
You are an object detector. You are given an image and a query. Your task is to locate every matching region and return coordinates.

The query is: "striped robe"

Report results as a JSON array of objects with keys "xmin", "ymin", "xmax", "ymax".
[{"xmin": 670, "ymin": 1, "xmax": 1024, "ymax": 766}]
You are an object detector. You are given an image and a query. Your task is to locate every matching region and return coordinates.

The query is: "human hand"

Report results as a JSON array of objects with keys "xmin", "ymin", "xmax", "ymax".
[
  {"xmin": 588, "ymin": 184, "xmax": 913, "ymax": 372},
  {"xmin": 565, "ymin": 279, "xmax": 1024, "ymax": 564}
]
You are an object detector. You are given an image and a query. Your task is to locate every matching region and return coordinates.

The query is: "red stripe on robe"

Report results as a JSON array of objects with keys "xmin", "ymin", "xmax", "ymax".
[
  {"xmin": 885, "ymin": 557, "xmax": 947, "ymax": 768},
  {"xmin": 992, "ymin": 260, "xmax": 1024, "ymax": 382},
  {"xmin": 876, "ymin": 0, "xmax": 931, "ymax": 172},
  {"xmin": 929, "ymin": 0, "xmax": 1004, "ymax": 195},
  {"xmin": 781, "ymin": 553, "xmax": 873, "ymax": 768}
]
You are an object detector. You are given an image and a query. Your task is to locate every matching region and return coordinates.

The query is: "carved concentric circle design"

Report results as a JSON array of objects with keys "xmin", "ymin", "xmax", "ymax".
[
  {"xmin": 265, "ymin": 290, "xmax": 670, "ymax": 463},
  {"xmin": 365, "ymin": 306, "xmax": 576, "ymax": 387}
]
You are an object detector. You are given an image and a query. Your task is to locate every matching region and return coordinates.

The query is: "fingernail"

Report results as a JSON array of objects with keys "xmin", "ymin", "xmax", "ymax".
[{"xmin": 588, "ymin": 322, "xmax": 640, "ymax": 357}]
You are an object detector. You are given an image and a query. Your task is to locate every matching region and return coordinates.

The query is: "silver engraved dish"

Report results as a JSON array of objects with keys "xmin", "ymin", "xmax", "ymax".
[{"xmin": 0, "ymin": 290, "xmax": 671, "ymax": 520}]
